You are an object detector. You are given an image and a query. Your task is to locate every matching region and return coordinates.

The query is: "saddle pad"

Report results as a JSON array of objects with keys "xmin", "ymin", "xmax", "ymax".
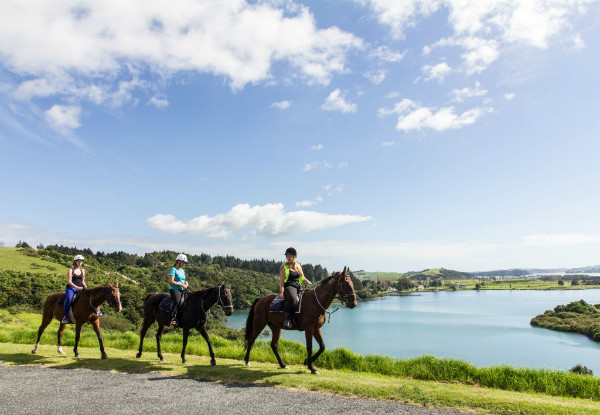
[
  {"xmin": 269, "ymin": 294, "xmax": 302, "ymax": 313},
  {"xmin": 158, "ymin": 296, "xmax": 186, "ymax": 313}
]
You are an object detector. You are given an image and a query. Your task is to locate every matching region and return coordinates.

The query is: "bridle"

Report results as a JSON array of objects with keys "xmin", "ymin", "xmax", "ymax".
[
  {"xmin": 201, "ymin": 286, "xmax": 233, "ymax": 314},
  {"xmin": 89, "ymin": 286, "xmax": 120, "ymax": 316},
  {"xmin": 313, "ymin": 272, "xmax": 356, "ymax": 322}
]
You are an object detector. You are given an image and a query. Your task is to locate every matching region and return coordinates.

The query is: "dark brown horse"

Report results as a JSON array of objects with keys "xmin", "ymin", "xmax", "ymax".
[
  {"xmin": 244, "ymin": 267, "xmax": 357, "ymax": 374},
  {"xmin": 31, "ymin": 283, "xmax": 122, "ymax": 358},
  {"xmin": 136, "ymin": 285, "xmax": 233, "ymax": 364}
]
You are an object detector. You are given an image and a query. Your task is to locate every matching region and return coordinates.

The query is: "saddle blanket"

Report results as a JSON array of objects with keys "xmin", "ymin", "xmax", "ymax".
[
  {"xmin": 158, "ymin": 295, "xmax": 187, "ymax": 313},
  {"xmin": 269, "ymin": 294, "xmax": 301, "ymax": 313},
  {"xmin": 57, "ymin": 292, "xmax": 79, "ymax": 324}
]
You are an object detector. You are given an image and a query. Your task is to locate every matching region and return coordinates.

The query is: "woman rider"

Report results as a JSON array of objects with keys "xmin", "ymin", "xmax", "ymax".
[
  {"xmin": 280, "ymin": 247, "xmax": 312, "ymax": 328},
  {"xmin": 61, "ymin": 255, "xmax": 88, "ymax": 323},
  {"xmin": 169, "ymin": 254, "xmax": 189, "ymax": 328}
]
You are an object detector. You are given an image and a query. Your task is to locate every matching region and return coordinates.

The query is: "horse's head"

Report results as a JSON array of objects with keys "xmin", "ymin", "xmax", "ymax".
[
  {"xmin": 336, "ymin": 266, "xmax": 357, "ymax": 309},
  {"xmin": 106, "ymin": 282, "xmax": 122, "ymax": 313},
  {"xmin": 218, "ymin": 284, "xmax": 234, "ymax": 316}
]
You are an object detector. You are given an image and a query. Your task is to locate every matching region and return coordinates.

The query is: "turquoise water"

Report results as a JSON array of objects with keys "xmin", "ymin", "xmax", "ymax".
[{"xmin": 226, "ymin": 289, "xmax": 600, "ymax": 372}]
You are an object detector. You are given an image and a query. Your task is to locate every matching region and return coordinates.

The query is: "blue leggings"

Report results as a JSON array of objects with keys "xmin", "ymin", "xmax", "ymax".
[{"xmin": 63, "ymin": 286, "xmax": 78, "ymax": 318}]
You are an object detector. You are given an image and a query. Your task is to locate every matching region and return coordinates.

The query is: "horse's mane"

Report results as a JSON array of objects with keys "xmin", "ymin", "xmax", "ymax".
[
  {"xmin": 317, "ymin": 273, "xmax": 339, "ymax": 286},
  {"xmin": 189, "ymin": 286, "xmax": 214, "ymax": 299}
]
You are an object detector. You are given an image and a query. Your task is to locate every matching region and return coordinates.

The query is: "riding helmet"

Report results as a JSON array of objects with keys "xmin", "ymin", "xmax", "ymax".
[
  {"xmin": 176, "ymin": 253, "xmax": 188, "ymax": 263},
  {"xmin": 285, "ymin": 247, "xmax": 297, "ymax": 257}
]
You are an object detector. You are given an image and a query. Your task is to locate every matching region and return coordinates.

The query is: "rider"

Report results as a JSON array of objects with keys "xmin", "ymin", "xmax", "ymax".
[
  {"xmin": 61, "ymin": 255, "xmax": 87, "ymax": 323},
  {"xmin": 280, "ymin": 247, "xmax": 312, "ymax": 328},
  {"xmin": 169, "ymin": 253, "xmax": 189, "ymax": 328}
]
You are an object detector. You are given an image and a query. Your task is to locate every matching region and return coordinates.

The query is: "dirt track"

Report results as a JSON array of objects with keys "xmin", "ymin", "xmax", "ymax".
[{"xmin": 0, "ymin": 363, "xmax": 461, "ymax": 415}]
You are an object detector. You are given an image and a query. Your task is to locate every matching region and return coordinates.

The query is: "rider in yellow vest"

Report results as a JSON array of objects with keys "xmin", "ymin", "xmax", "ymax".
[{"xmin": 280, "ymin": 247, "xmax": 312, "ymax": 328}]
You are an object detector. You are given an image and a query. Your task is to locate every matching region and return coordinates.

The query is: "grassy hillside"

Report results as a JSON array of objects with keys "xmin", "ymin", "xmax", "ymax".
[
  {"xmin": 0, "ymin": 247, "xmax": 68, "ymax": 275},
  {"xmin": 357, "ymin": 268, "xmax": 474, "ymax": 281}
]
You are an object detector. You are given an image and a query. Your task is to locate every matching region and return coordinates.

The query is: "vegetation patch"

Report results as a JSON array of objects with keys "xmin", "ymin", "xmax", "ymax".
[{"xmin": 531, "ymin": 300, "xmax": 600, "ymax": 342}]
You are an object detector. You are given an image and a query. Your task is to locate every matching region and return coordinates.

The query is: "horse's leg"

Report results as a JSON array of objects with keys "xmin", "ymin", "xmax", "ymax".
[
  {"xmin": 304, "ymin": 327, "xmax": 325, "ymax": 365},
  {"xmin": 156, "ymin": 324, "xmax": 165, "ymax": 361},
  {"xmin": 57, "ymin": 323, "xmax": 67, "ymax": 355},
  {"xmin": 32, "ymin": 308, "xmax": 53, "ymax": 354},
  {"xmin": 305, "ymin": 328, "xmax": 318, "ymax": 374},
  {"xmin": 90, "ymin": 318, "xmax": 107, "ymax": 359},
  {"xmin": 136, "ymin": 315, "xmax": 154, "ymax": 358},
  {"xmin": 181, "ymin": 326, "xmax": 190, "ymax": 364},
  {"xmin": 268, "ymin": 323, "xmax": 288, "ymax": 369},
  {"xmin": 197, "ymin": 324, "xmax": 216, "ymax": 366},
  {"xmin": 73, "ymin": 321, "xmax": 84, "ymax": 358},
  {"xmin": 244, "ymin": 309, "xmax": 268, "ymax": 366}
]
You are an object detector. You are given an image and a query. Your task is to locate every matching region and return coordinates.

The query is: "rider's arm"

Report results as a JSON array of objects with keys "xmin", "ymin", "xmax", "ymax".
[
  {"xmin": 81, "ymin": 269, "xmax": 87, "ymax": 289},
  {"xmin": 279, "ymin": 267, "xmax": 285, "ymax": 298},
  {"xmin": 169, "ymin": 271, "xmax": 188, "ymax": 288},
  {"xmin": 299, "ymin": 265, "xmax": 312, "ymax": 285}
]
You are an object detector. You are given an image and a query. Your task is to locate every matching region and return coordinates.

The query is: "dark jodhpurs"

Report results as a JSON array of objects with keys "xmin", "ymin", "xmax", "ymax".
[
  {"xmin": 284, "ymin": 284, "xmax": 299, "ymax": 314},
  {"xmin": 169, "ymin": 289, "xmax": 184, "ymax": 319}
]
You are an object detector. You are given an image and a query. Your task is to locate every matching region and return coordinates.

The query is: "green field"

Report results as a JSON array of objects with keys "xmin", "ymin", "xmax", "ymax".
[{"xmin": 0, "ymin": 247, "xmax": 68, "ymax": 275}]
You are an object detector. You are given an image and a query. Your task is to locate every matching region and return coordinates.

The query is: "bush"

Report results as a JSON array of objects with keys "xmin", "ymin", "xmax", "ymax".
[{"xmin": 569, "ymin": 364, "xmax": 593, "ymax": 376}]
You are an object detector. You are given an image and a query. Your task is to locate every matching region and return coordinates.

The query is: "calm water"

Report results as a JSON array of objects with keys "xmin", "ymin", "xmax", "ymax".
[{"xmin": 226, "ymin": 289, "xmax": 600, "ymax": 372}]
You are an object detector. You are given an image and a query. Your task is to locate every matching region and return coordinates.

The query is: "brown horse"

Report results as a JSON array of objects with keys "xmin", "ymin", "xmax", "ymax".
[
  {"xmin": 31, "ymin": 283, "xmax": 122, "ymax": 359},
  {"xmin": 136, "ymin": 285, "xmax": 233, "ymax": 364},
  {"xmin": 244, "ymin": 267, "xmax": 357, "ymax": 374}
]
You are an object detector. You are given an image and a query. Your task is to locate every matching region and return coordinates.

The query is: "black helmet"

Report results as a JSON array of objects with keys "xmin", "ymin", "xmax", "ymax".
[{"xmin": 285, "ymin": 247, "xmax": 297, "ymax": 256}]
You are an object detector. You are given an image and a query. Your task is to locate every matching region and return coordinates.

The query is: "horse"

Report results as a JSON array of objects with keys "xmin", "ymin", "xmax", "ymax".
[
  {"xmin": 136, "ymin": 284, "xmax": 233, "ymax": 364},
  {"xmin": 31, "ymin": 283, "xmax": 122, "ymax": 359},
  {"xmin": 244, "ymin": 266, "xmax": 357, "ymax": 374}
]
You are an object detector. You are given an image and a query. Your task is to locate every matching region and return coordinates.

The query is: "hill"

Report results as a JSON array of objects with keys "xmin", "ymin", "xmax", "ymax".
[{"xmin": 357, "ymin": 268, "xmax": 474, "ymax": 280}]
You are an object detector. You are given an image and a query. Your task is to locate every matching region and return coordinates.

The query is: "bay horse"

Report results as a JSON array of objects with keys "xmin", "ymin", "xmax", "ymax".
[
  {"xmin": 136, "ymin": 285, "xmax": 233, "ymax": 364},
  {"xmin": 244, "ymin": 267, "xmax": 357, "ymax": 374},
  {"xmin": 31, "ymin": 283, "xmax": 122, "ymax": 359}
]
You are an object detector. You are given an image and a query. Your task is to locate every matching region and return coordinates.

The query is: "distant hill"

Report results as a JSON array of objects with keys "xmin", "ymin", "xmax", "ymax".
[
  {"xmin": 357, "ymin": 268, "xmax": 474, "ymax": 280},
  {"xmin": 469, "ymin": 265, "xmax": 600, "ymax": 277}
]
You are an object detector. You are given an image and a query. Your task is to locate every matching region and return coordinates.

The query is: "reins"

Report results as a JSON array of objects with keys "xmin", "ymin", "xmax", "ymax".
[
  {"xmin": 313, "ymin": 273, "xmax": 353, "ymax": 323},
  {"xmin": 88, "ymin": 286, "xmax": 120, "ymax": 316}
]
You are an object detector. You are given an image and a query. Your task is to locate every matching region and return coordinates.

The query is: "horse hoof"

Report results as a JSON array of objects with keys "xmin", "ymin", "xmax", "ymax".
[
  {"xmin": 182, "ymin": 359, "xmax": 187, "ymax": 364},
  {"xmin": 280, "ymin": 365, "xmax": 289, "ymax": 370},
  {"xmin": 101, "ymin": 354, "xmax": 108, "ymax": 360},
  {"xmin": 210, "ymin": 359, "xmax": 216, "ymax": 366},
  {"xmin": 245, "ymin": 361, "xmax": 251, "ymax": 367},
  {"xmin": 75, "ymin": 354, "xmax": 80, "ymax": 358},
  {"xmin": 136, "ymin": 353, "xmax": 142, "ymax": 359},
  {"xmin": 159, "ymin": 357, "xmax": 164, "ymax": 362},
  {"xmin": 31, "ymin": 350, "xmax": 37, "ymax": 355},
  {"xmin": 311, "ymin": 370, "xmax": 319, "ymax": 375}
]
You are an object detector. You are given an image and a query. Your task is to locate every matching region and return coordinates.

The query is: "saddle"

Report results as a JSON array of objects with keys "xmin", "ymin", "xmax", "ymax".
[
  {"xmin": 269, "ymin": 290, "xmax": 302, "ymax": 313},
  {"xmin": 57, "ymin": 290, "xmax": 80, "ymax": 307},
  {"xmin": 158, "ymin": 291, "xmax": 189, "ymax": 314}
]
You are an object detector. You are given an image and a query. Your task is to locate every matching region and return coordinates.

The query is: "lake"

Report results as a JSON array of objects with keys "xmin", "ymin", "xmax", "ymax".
[{"xmin": 225, "ymin": 289, "xmax": 600, "ymax": 372}]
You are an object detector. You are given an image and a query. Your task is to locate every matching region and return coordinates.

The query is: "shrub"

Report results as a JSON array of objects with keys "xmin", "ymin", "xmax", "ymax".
[{"xmin": 569, "ymin": 364, "xmax": 593, "ymax": 376}]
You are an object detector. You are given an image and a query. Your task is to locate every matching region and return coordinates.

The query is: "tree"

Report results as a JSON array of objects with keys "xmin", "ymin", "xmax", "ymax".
[
  {"xmin": 558, "ymin": 279, "xmax": 564, "ymax": 286},
  {"xmin": 396, "ymin": 276, "xmax": 415, "ymax": 291}
]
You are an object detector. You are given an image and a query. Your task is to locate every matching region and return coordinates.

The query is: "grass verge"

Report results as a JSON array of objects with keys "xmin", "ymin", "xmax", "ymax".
[{"xmin": 1, "ymin": 342, "xmax": 599, "ymax": 415}]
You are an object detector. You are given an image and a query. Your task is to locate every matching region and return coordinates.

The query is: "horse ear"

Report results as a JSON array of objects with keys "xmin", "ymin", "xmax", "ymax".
[{"xmin": 343, "ymin": 266, "xmax": 347, "ymax": 274}]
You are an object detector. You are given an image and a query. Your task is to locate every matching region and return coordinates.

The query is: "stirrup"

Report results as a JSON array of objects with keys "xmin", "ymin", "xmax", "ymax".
[{"xmin": 169, "ymin": 319, "xmax": 177, "ymax": 328}]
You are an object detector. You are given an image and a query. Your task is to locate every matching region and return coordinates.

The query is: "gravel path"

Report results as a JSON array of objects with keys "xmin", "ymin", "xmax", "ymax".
[{"xmin": 0, "ymin": 363, "xmax": 461, "ymax": 415}]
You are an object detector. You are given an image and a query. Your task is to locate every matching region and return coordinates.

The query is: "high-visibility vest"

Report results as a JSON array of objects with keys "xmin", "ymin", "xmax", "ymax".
[{"xmin": 283, "ymin": 263, "xmax": 303, "ymax": 285}]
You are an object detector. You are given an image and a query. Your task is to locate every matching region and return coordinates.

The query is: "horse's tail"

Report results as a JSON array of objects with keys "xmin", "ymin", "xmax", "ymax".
[{"xmin": 244, "ymin": 298, "xmax": 260, "ymax": 351}]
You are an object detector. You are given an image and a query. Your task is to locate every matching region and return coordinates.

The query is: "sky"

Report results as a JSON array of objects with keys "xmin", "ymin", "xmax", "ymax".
[{"xmin": 1, "ymin": 0, "xmax": 600, "ymax": 273}]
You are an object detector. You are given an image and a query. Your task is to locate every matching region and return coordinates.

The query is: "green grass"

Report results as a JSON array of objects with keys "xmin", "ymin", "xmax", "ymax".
[
  {"xmin": 0, "ymin": 247, "xmax": 68, "ymax": 274},
  {"xmin": 1, "ymin": 342, "xmax": 599, "ymax": 415},
  {"xmin": 2, "ymin": 309, "xmax": 599, "ymax": 403}
]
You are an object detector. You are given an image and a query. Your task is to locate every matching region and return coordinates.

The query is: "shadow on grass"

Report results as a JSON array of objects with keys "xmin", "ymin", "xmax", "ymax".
[{"xmin": 0, "ymin": 352, "xmax": 303, "ymax": 387}]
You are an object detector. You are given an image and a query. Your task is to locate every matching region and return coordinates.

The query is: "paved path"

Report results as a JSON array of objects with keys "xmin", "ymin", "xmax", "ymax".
[{"xmin": 0, "ymin": 364, "xmax": 461, "ymax": 415}]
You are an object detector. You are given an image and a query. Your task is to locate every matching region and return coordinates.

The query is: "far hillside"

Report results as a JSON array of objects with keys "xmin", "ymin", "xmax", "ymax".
[{"xmin": 357, "ymin": 268, "xmax": 474, "ymax": 280}]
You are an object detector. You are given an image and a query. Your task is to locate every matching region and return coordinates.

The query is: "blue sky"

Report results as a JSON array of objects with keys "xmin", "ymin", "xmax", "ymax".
[{"xmin": 1, "ymin": 0, "xmax": 600, "ymax": 272}]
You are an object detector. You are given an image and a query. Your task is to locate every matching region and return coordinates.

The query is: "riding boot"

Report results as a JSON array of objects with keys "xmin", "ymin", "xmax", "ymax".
[{"xmin": 283, "ymin": 313, "xmax": 292, "ymax": 328}]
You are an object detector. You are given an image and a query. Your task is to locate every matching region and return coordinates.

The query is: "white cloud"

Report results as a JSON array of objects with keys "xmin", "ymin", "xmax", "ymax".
[
  {"xmin": 451, "ymin": 81, "xmax": 488, "ymax": 102},
  {"xmin": 381, "ymin": 141, "xmax": 395, "ymax": 147},
  {"xmin": 146, "ymin": 203, "xmax": 371, "ymax": 238},
  {"xmin": 368, "ymin": 45, "xmax": 406, "ymax": 62},
  {"xmin": 520, "ymin": 234, "xmax": 600, "ymax": 247},
  {"xmin": 271, "ymin": 100, "xmax": 291, "ymax": 110},
  {"xmin": 569, "ymin": 34, "xmax": 585, "ymax": 51},
  {"xmin": 310, "ymin": 144, "xmax": 323, "ymax": 150},
  {"xmin": 147, "ymin": 97, "xmax": 169, "ymax": 108},
  {"xmin": 303, "ymin": 161, "xmax": 331, "ymax": 172},
  {"xmin": 364, "ymin": 69, "xmax": 386, "ymax": 85},
  {"xmin": 421, "ymin": 62, "xmax": 452, "ymax": 82},
  {"xmin": 296, "ymin": 196, "xmax": 323, "ymax": 207},
  {"xmin": 45, "ymin": 105, "xmax": 81, "ymax": 130},
  {"xmin": 321, "ymin": 89, "xmax": 358, "ymax": 113},
  {"xmin": 338, "ymin": 162, "xmax": 348, "ymax": 169},
  {"xmin": 360, "ymin": 0, "xmax": 592, "ymax": 73},
  {"xmin": 504, "ymin": 92, "xmax": 516, "ymax": 100},
  {"xmin": 0, "ymin": 1, "xmax": 363, "ymax": 111},
  {"xmin": 379, "ymin": 98, "xmax": 493, "ymax": 132}
]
